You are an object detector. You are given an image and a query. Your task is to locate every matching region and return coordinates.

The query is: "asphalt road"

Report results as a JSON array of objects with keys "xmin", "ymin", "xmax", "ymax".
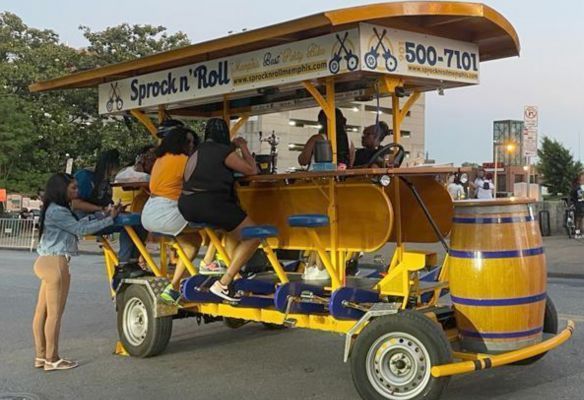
[{"xmin": 0, "ymin": 250, "xmax": 582, "ymax": 400}]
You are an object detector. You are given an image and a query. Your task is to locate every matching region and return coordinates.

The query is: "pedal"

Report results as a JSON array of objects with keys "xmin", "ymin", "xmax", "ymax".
[{"xmin": 283, "ymin": 318, "xmax": 297, "ymax": 328}]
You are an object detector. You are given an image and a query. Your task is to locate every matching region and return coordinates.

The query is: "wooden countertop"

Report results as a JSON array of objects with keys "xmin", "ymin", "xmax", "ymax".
[{"xmin": 241, "ymin": 166, "xmax": 467, "ymax": 182}]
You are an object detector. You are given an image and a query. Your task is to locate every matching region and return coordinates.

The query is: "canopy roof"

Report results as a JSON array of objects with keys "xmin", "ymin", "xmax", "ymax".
[{"xmin": 30, "ymin": 2, "xmax": 519, "ymax": 93}]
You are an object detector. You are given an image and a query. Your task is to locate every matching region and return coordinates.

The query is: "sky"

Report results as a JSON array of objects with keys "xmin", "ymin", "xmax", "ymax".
[{"xmin": 3, "ymin": 0, "xmax": 584, "ymax": 165}]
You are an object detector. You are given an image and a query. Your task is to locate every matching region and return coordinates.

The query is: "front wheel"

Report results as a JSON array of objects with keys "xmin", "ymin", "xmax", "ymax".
[
  {"xmin": 117, "ymin": 284, "xmax": 172, "ymax": 357},
  {"xmin": 350, "ymin": 311, "xmax": 451, "ymax": 400}
]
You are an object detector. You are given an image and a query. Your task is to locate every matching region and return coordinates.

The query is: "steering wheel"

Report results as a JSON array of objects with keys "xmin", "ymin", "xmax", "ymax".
[{"xmin": 366, "ymin": 143, "xmax": 406, "ymax": 168}]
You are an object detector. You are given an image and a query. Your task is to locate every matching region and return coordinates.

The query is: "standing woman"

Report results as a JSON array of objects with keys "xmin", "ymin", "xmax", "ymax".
[
  {"xmin": 33, "ymin": 173, "xmax": 120, "ymax": 371},
  {"xmin": 179, "ymin": 118, "xmax": 259, "ymax": 301}
]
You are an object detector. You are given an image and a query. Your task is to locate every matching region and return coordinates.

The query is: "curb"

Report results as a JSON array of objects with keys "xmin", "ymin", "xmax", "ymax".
[{"xmin": 548, "ymin": 272, "xmax": 584, "ymax": 280}]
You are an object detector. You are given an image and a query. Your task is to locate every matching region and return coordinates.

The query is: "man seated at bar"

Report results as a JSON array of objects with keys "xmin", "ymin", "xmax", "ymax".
[{"xmin": 297, "ymin": 108, "xmax": 354, "ymax": 169}]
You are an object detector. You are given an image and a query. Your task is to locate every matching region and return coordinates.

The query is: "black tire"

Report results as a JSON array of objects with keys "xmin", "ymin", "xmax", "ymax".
[
  {"xmin": 350, "ymin": 311, "xmax": 452, "ymax": 400},
  {"xmin": 117, "ymin": 284, "xmax": 172, "ymax": 358},
  {"xmin": 512, "ymin": 295, "xmax": 558, "ymax": 366},
  {"xmin": 224, "ymin": 317, "xmax": 248, "ymax": 329},
  {"xmin": 329, "ymin": 58, "xmax": 340, "ymax": 74},
  {"xmin": 262, "ymin": 322, "xmax": 287, "ymax": 330}
]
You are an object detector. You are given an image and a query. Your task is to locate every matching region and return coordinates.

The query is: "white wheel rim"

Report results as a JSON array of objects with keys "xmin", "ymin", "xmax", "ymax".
[
  {"xmin": 365, "ymin": 332, "xmax": 432, "ymax": 399},
  {"xmin": 123, "ymin": 297, "xmax": 149, "ymax": 347}
]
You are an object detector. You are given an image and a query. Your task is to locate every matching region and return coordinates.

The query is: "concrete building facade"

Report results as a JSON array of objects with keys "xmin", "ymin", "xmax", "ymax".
[{"xmin": 237, "ymin": 94, "xmax": 426, "ymax": 171}]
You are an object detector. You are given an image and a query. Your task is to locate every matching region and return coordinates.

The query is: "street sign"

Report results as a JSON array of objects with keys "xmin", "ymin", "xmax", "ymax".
[{"xmin": 523, "ymin": 105, "xmax": 538, "ymax": 158}]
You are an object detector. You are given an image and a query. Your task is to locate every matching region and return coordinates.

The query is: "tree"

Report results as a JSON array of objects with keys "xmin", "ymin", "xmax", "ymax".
[
  {"xmin": 537, "ymin": 136, "xmax": 583, "ymax": 196},
  {"xmin": 0, "ymin": 12, "xmax": 191, "ymax": 194}
]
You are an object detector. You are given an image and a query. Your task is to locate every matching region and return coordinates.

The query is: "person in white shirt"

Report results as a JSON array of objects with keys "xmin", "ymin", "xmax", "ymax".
[
  {"xmin": 475, "ymin": 171, "xmax": 495, "ymax": 199},
  {"xmin": 446, "ymin": 174, "xmax": 465, "ymax": 200}
]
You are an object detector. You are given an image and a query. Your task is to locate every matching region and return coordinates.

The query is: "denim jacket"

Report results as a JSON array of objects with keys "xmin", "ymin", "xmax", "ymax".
[{"xmin": 37, "ymin": 203, "xmax": 114, "ymax": 257}]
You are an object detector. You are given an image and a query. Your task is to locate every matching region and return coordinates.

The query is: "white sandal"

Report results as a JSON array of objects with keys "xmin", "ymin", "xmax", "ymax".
[
  {"xmin": 34, "ymin": 357, "xmax": 46, "ymax": 368},
  {"xmin": 44, "ymin": 358, "xmax": 79, "ymax": 371}
]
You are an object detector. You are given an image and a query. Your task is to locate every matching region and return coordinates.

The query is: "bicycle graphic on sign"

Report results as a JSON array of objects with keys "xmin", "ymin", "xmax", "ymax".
[
  {"xmin": 106, "ymin": 83, "xmax": 124, "ymax": 112},
  {"xmin": 328, "ymin": 32, "xmax": 359, "ymax": 74},
  {"xmin": 364, "ymin": 27, "xmax": 398, "ymax": 72}
]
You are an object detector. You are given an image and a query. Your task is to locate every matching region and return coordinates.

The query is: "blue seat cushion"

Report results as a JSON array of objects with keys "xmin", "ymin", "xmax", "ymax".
[
  {"xmin": 241, "ymin": 225, "xmax": 278, "ymax": 240},
  {"xmin": 288, "ymin": 214, "xmax": 329, "ymax": 228}
]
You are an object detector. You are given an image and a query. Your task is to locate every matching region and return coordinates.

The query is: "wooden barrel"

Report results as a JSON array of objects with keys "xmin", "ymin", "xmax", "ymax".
[{"xmin": 449, "ymin": 199, "xmax": 546, "ymax": 353}]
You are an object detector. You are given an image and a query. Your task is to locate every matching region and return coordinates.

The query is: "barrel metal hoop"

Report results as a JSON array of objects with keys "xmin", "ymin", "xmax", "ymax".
[
  {"xmin": 449, "ymin": 247, "xmax": 544, "ymax": 259},
  {"xmin": 451, "ymin": 292, "xmax": 547, "ymax": 306},
  {"xmin": 453, "ymin": 216, "xmax": 535, "ymax": 224}
]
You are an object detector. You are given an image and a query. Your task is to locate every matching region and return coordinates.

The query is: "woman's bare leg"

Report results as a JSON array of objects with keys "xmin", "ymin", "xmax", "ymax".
[
  {"xmin": 171, "ymin": 233, "xmax": 201, "ymax": 289},
  {"xmin": 219, "ymin": 217, "xmax": 260, "ymax": 286},
  {"xmin": 32, "ymin": 280, "xmax": 47, "ymax": 360}
]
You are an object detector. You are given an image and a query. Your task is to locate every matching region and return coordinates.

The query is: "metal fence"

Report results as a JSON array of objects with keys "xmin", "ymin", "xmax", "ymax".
[{"xmin": 0, "ymin": 218, "xmax": 37, "ymax": 251}]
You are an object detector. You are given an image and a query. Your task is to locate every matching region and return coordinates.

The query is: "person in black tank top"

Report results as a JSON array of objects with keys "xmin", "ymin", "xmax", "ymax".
[{"xmin": 178, "ymin": 118, "xmax": 259, "ymax": 302}]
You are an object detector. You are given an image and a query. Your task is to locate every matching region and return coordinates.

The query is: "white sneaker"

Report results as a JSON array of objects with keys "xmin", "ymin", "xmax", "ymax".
[
  {"xmin": 209, "ymin": 280, "xmax": 240, "ymax": 302},
  {"xmin": 303, "ymin": 266, "xmax": 330, "ymax": 281},
  {"xmin": 302, "ymin": 265, "xmax": 317, "ymax": 280}
]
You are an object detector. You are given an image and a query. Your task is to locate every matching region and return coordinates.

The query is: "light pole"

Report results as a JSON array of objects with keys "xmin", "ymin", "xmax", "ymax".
[{"xmin": 493, "ymin": 141, "xmax": 516, "ymax": 198}]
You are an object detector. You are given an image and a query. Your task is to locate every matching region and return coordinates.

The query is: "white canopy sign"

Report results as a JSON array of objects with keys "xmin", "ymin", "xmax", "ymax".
[{"xmin": 98, "ymin": 25, "xmax": 480, "ymax": 114}]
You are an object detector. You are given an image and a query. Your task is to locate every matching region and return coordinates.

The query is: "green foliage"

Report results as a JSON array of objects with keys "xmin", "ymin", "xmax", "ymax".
[
  {"xmin": 537, "ymin": 136, "xmax": 583, "ymax": 196},
  {"xmin": 0, "ymin": 12, "xmax": 190, "ymax": 195}
]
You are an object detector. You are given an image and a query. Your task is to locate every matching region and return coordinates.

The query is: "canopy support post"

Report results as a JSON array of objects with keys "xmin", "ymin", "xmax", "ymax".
[
  {"xmin": 230, "ymin": 115, "xmax": 250, "ymax": 137},
  {"xmin": 302, "ymin": 78, "xmax": 340, "ymax": 286},
  {"xmin": 379, "ymin": 76, "xmax": 421, "ymax": 265},
  {"xmin": 130, "ymin": 109, "xmax": 158, "ymax": 140},
  {"xmin": 157, "ymin": 105, "xmax": 169, "ymax": 123}
]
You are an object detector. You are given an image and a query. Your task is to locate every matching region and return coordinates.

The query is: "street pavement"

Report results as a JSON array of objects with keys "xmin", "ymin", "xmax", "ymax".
[{"xmin": 0, "ymin": 244, "xmax": 582, "ymax": 400}]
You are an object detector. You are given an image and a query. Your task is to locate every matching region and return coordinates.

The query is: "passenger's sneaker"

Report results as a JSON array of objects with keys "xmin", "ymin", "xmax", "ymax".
[
  {"xmin": 210, "ymin": 281, "xmax": 240, "ymax": 302},
  {"xmin": 303, "ymin": 266, "xmax": 330, "ymax": 281},
  {"xmin": 159, "ymin": 283, "xmax": 181, "ymax": 305},
  {"xmin": 302, "ymin": 265, "xmax": 318, "ymax": 280},
  {"xmin": 199, "ymin": 260, "xmax": 227, "ymax": 275},
  {"xmin": 119, "ymin": 262, "xmax": 149, "ymax": 278}
]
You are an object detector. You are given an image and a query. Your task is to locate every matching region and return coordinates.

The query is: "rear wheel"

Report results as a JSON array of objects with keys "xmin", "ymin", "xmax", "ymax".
[
  {"xmin": 117, "ymin": 284, "xmax": 172, "ymax": 357},
  {"xmin": 262, "ymin": 322, "xmax": 287, "ymax": 330},
  {"xmin": 223, "ymin": 317, "xmax": 248, "ymax": 329},
  {"xmin": 513, "ymin": 295, "xmax": 558, "ymax": 365},
  {"xmin": 351, "ymin": 311, "xmax": 451, "ymax": 400}
]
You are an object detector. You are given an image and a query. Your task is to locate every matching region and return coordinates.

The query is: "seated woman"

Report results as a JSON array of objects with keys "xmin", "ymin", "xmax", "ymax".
[
  {"xmin": 297, "ymin": 108, "xmax": 354, "ymax": 169},
  {"xmin": 178, "ymin": 118, "xmax": 259, "ymax": 302},
  {"xmin": 353, "ymin": 121, "xmax": 391, "ymax": 167},
  {"xmin": 73, "ymin": 150, "xmax": 147, "ymax": 278},
  {"xmin": 141, "ymin": 125, "xmax": 203, "ymax": 305}
]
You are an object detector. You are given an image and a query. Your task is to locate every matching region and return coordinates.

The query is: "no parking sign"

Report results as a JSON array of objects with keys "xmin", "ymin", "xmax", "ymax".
[{"xmin": 523, "ymin": 105, "xmax": 538, "ymax": 158}]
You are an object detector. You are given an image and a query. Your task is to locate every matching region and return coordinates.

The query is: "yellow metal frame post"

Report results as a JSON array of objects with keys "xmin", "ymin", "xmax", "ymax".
[
  {"xmin": 157, "ymin": 105, "xmax": 169, "ymax": 123},
  {"xmin": 261, "ymin": 240, "xmax": 289, "ymax": 284},
  {"xmin": 302, "ymin": 78, "xmax": 341, "ymax": 285},
  {"xmin": 375, "ymin": 77, "xmax": 423, "ymax": 305},
  {"xmin": 223, "ymin": 96, "xmax": 231, "ymax": 131},
  {"xmin": 99, "ymin": 238, "xmax": 119, "ymax": 297},
  {"xmin": 124, "ymin": 226, "xmax": 163, "ymax": 276},
  {"xmin": 130, "ymin": 109, "xmax": 159, "ymax": 141},
  {"xmin": 230, "ymin": 114, "xmax": 249, "ymax": 137}
]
